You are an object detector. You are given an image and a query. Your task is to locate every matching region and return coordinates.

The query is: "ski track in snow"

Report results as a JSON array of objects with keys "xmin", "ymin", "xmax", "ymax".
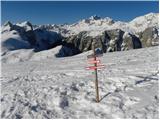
[{"xmin": 1, "ymin": 46, "xmax": 159, "ymax": 119}]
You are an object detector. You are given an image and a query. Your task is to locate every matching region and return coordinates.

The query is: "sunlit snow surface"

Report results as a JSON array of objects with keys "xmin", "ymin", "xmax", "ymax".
[{"xmin": 1, "ymin": 46, "xmax": 159, "ymax": 119}]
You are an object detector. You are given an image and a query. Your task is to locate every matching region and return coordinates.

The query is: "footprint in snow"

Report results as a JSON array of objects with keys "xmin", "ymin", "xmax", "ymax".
[{"xmin": 59, "ymin": 96, "xmax": 69, "ymax": 109}]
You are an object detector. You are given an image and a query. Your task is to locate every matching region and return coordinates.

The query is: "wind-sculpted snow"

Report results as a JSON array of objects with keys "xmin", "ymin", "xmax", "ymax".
[{"xmin": 1, "ymin": 46, "xmax": 159, "ymax": 118}]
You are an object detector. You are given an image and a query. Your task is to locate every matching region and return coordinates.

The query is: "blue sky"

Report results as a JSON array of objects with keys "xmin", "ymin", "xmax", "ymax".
[{"xmin": 1, "ymin": 1, "xmax": 159, "ymax": 25}]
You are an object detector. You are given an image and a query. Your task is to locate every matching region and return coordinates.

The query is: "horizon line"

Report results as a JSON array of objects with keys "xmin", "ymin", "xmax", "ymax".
[{"xmin": 2, "ymin": 12, "xmax": 159, "ymax": 26}]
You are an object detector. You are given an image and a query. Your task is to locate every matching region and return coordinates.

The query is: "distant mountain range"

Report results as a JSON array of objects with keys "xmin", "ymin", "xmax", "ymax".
[{"xmin": 1, "ymin": 12, "xmax": 159, "ymax": 58}]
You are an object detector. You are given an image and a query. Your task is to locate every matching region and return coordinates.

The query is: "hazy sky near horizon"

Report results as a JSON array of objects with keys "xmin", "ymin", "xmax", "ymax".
[{"xmin": 1, "ymin": 1, "xmax": 159, "ymax": 25}]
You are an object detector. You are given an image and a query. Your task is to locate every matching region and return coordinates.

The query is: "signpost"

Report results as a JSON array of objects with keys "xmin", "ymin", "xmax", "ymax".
[
  {"xmin": 87, "ymin": 53, "xmax": 103, "ymax": 59},
  {"xmin": 85, "ymin": 65, "xmax": 105, "ymax": 70},
  {"xmin": 86, "ymin": 43, "xmax": 105, "ymax": 103}
]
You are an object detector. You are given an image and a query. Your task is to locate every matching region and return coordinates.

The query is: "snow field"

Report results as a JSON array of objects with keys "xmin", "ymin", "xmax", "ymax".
[{"xmin": 1, "ymin": 46, "xmax": 159, "ymax": 118}]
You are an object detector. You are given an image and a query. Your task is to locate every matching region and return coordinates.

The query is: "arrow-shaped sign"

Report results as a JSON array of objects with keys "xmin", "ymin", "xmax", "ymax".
[
  {"xmin": 86, "ymin": 65, "xmax": 106, "ymax": 70},
  {"xmin": 88, "ymin": 60, "xmax": 101, "ymax": 64}
]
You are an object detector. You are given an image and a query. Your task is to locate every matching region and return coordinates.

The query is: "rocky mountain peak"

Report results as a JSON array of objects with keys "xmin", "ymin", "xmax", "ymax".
[
  {"xmin": 4, "ymin": 21, "xmax": 13, "ymax": 27},
  {"xmin": 2, "ymin": 21, "xmax": 14, "ymax": 33},
  {"xmin": 16, "ymin": 21, "xmax": 33, "ymax": 31},
  {"xmin": 89, "ymin": 15, "xmax": 101, "ymax": 20}
]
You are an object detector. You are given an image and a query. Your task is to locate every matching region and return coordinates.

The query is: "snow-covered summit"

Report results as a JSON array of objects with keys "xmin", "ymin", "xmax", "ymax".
[
  {"xmin": 16, "ymin": 21, "xmax": 33, "ymax": 31},
  {"xmin": 89, "ymin": 15, "xmax": 101, "ymax": 20},
  {"xmin": 61, "ymin": 12, "xmax": 158, "ymax": 37},
  {"xmin": 1, "ymin": 21, "xmax": 13, "ymax": 33},
  {"xmin": 130, "ymin": 12, "xmax": 158, "ymax": 24},
  {"xmin": 128, "ymin": 13, "xmax": 158, "ymax": 33},
  {"xmin": 3, "ymin": 21, "xmax": 13, "ymax": 27}
]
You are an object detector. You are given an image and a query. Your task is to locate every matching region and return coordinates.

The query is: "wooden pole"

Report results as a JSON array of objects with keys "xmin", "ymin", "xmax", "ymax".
[{"xmin": 92, "ymin": 43, "xmax": 100, "ymax": 103}]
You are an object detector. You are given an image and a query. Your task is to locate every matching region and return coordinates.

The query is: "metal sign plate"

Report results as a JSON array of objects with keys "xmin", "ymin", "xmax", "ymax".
[
  {"xmin": 88, "ymin": 60, "xmax": 101, "ymax": 64},
  {"xmin": 86, "ymin": 65, "xmax": 106, "ymax": 70}
]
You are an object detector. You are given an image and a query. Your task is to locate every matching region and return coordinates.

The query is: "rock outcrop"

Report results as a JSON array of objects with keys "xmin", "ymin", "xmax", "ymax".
[
  {"xmin": 138, "ymin": 27, "xmax": 159, "ymax": 47},
  {"xmin": 56, "ymin": 29, "xmax": 142, "ymax": 57}
]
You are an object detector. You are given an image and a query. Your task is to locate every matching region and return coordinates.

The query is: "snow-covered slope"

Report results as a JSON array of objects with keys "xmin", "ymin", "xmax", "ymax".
[
  {"xmin": 1, "ymin": 29, "xmax": 31, "ymax": 54},
  {"xmin": 1, "ymin": 21, "xmax": 62, "ymax": 54},
  {"xmin": 129, "ymin": 13, "xmax": 159, "ymax": 33},
  {"xmin": 1, "ymin": 46, "xmax": 62, "ymax": 63},
  {"xmin": 1, "ymin": 46, "xmax": 159, "ymax": 119}
]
